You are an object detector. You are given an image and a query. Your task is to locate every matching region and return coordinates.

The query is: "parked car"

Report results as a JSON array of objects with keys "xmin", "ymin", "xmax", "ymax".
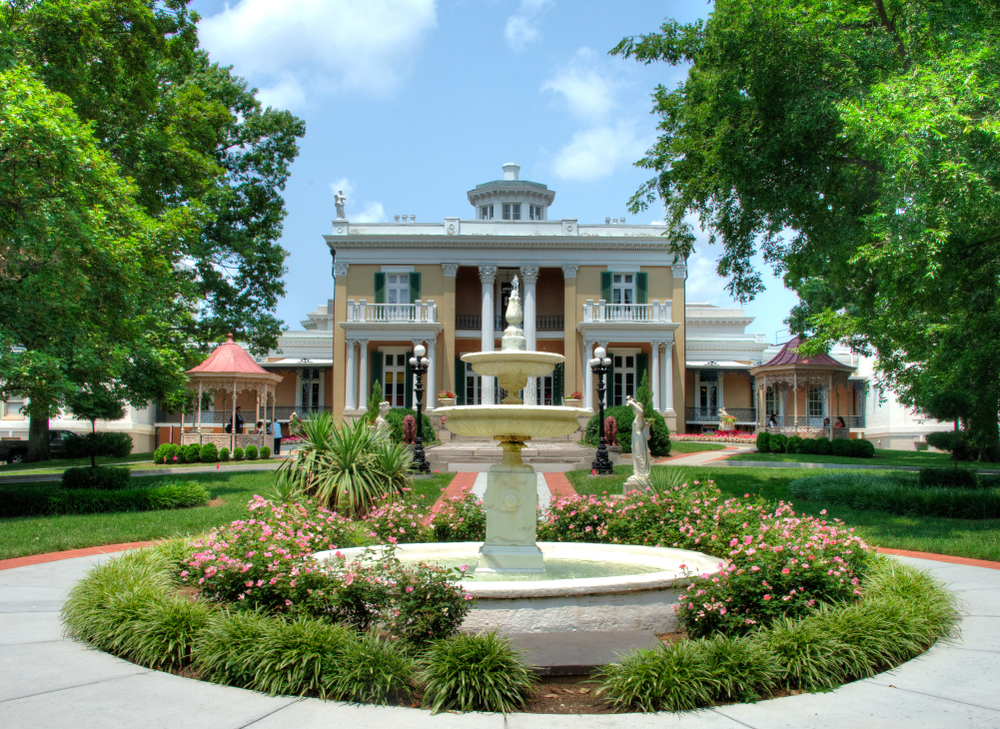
[{"xmin": 0, "ymin": 430, "xmax": 78, "ymax": 464}]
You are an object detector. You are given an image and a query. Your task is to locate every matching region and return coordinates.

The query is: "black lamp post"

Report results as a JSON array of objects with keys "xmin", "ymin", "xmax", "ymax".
[
  {"xmin": 409, "ymin": 344, "xmax": 431, "ymax": 474},
  {"xmin": 590, "ymin": 346, "xmax": 614, "ymax": 475}
]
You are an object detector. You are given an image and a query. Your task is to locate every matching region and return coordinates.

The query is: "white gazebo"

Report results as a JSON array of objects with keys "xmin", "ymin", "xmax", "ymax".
[{"xmin": 181, "ymin": 334, "xmax": 283, "ymax": 453}]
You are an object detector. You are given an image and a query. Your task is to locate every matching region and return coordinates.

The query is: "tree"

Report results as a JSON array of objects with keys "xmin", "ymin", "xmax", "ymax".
[
  {"xmin": 922, "ymin": 390, "xmax": 973, "ymax": 471},
  {"xmin": 0, "ymin": 1, "xmax": 304, "ymax": 459},
  {"xmin": 614, "ymin": 0, "xmax": 1000, "ymax": 460}
]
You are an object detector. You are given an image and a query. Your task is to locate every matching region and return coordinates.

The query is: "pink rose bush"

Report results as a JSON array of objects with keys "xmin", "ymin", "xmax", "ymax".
[
  {"xmin": 360, "ymin": 488, "xmax": 434, "ymax": 544},
  {"xmin": 428, "ymin": 493, "xmax": 486, "ymax": 542},
  {"xmin": 537, "ymin": 481, "xmax": 872, "ymax": 637}
]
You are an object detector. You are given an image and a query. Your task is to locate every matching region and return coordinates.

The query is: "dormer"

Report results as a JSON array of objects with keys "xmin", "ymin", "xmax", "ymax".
[{"xmin": 466, "ymin": 164, "xmax": 556, "ymax": 221}]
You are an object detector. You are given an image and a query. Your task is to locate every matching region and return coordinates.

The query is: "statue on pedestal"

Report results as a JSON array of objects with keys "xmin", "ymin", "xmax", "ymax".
[
  {"xmin": 335, "ymin": 190, "xmax": 346, "ymax": 220},
  {"xmin": 374, "ymin": 401, "xmax": 391, "ymax": 439},
  {"xmin": 624, "ymin": 395, "xmax": 651, "ymax": 493}
]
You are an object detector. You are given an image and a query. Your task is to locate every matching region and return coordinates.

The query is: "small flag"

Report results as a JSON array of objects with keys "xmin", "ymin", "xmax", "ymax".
[
  {"xmin": 216, "ymin": 462, "xmax": 220, "ymax": 470},
  {"xmin": 592, "ymin": 469, "xmax": 596, "ymax": 476}
]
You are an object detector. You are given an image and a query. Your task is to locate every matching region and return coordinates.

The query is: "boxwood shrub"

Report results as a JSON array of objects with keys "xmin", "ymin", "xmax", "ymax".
[
  {"xmin": 183, "ymin": 444, "xmax": 202, "ymax": 464},
  {"xmin": 584, "ymin": 405, "xmax": 671, "ymax": 456},
  {"xmin": 0, "ymin": 480, "xmax": 210, "ymax": 517},
  {"xmin": 768, "ymin": 433, "xmax": 787, "ymax": 453},
  {"xmin": 219, "ymin": 447, "xmax": 230, "ymax": 462},
  {"xmin": 199, "ymin": 443, "xmax": 219, "ymax": 464},
  {"xmin": 62, "ymin": 466, "xmax": 131, "ymax": 490},
  {"xmin": 384, "ymin": 408, "xmax": 437, "ymax": 445},
  {"xmin": 233, "ymin": 447, "xmax": 244, "ymax": 461},
  {"xmin": 260, "ymin": 446, "xmax": 271, "ymax": 460},
  {"xmin": 755, "ymin": 431, "xmax": 770, "ymax": 452},
  {"xmin": 245, "ymin": 445, "xmax": 258, "ymax": 461},
  {"xmin": 154, "ymin": 443, "xmax": 180, "ymax": 465}
]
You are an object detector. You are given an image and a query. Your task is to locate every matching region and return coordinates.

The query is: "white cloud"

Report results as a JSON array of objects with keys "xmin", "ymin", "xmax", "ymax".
[
  {"xmin": 198, "ymin": 0, "xmax": 437, "ymax": 108},
  {"xmin": 330, "ymin": 179, "xmax": 386, "ymax": 222},
  {"xmin": 541, "ymin": 47, "xmax": 617, "ymax": 119},
  {"xmin": 551, "ymin": 123, "xmax": 650, "ymax": 181},
  {"xmin": 505, "ymin": 0, "xmax": 552, "ymax": 51}
]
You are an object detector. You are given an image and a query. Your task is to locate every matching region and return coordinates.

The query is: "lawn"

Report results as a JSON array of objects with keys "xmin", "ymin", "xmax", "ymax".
[
  {"xmin": 668, "ymin": 442, "xmax": 728, "ymax": 454},
  {"xmin": 0, "ymin": 470, "xmax": 454, "ymax": 560},
  {"xmin": 0, "ymin": 452, "xmax": 156, "ymax": 473},
  {"xmin": 726, "ymin": 448, "xmax": 986, "ymax": 469},
  {"xmin": 567, "ymin": 464, "xmax": 1000, "ymax": 562}
]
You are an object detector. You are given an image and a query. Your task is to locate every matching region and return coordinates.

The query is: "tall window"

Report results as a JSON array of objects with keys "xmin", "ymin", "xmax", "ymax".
[
  {"xmin": 502, "ymin": 203, "xmax": 521, "ymax": 220},
  {"xmin": 610, "ymin": 273, "xmax": 635, "ymax": 319},
  {"xmin": 479, "ymin": 205, "xmax": 493, "ymax": 220},
  {"xmin": 384, "ymin": 353, "xmax": 408, "ymax": 407},
  {"xmin": 765, "ymin": 387, "xmax": 778, "ymax": 416},
  {"xmin": 529, "ymin": 205, "xmax": 542, "ymax": 220},
  {"xmin": 612, "ymin": 352, "xmax": 636, "ymax": 406},
  {"xmin": 535, "ymin": 373, "xmax": 553, "ymax": 405},
  {"xmin": 464, "ymin": 361, "xmax": 481, "ymax": 405},
  {"xmin": 808, "ymin": 388, "xmax": 825, "ymax": 418},
  {"xmin": 300, "ymin": 368, "xmax": 321, "ymax": 413},
  {"xmin": 385, "ymin": 273, "xmax": 409, "ymax": 319}
]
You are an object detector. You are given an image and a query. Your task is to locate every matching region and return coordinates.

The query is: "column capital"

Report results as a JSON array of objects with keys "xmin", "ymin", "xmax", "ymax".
[
  {"xmin": 671, "ymin": 263, "xmax": 686, "ymax": 279},
  {"xmin": 357, "ymin": 338, "xmax": 369, "ymax": 348},
  {"xmin": 334, "ymin": 261, "xmax": 350, "ymax": 277},
  {"xmin": 519, "ymin": 265, "xmax": 539, "ymax": 284},
  {"xmin": 561, "ymin": 264, "xmax": 578, "ymax": 279},
  {"xmin": 478, "ymin": 265, "xmax": 497, "ymax": 285},
  {"xmin": 345, "ymin": 337, "xmax": 358, "ymax": 346},
  {"xmin": 442, "ymin": 263, "xmax": 459, "ymax": 277},
  {"xmin": 411, "ymin": 339, "xmax": 426, "ymax": 351}
]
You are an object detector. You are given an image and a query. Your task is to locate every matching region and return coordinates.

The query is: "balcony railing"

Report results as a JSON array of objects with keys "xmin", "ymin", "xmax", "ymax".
[
  {"xmin": 582, "ymin": 300, "xmax": 672, "ymax": 323},
  {"xmin": 455, "ymin": 314, "xmax": 564, "ymax": 331},
  {"xmin": 686, "ymin": 407, "xmax": 757, "ymax": 424},
  {"xmin": 346, "ymin": 299, "xmax": 437, "ymax": 323}
]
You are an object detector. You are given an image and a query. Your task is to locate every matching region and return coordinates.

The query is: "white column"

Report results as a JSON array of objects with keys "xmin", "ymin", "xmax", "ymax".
[
  {"xmin": 345, "ymin": 339, "xmax": 357, "ymax": 411},
  {"xmin": 427, "ymin": 338, "xmax": 437, "ymax": 410},
  {"xmin": 357, "ymin": 339, "xmax": 369, "ymax": 412},
  {"xmin": 479, "ymin": 265, "xmax": 497, "ymax": 405},
  {"xmin": 521, "ymin": 265, "xmax": 539, "ymax": 405},
  {"xmin": 663, "ymin": 338, "xmax": 675, "ymax": 413},
  {"xmin": 651, "ymin": 341, "xmax": 661, "ymax": 412},
  {"xmin": 584, "ymin": 340, "xmax": 595, "ymax": 410}
]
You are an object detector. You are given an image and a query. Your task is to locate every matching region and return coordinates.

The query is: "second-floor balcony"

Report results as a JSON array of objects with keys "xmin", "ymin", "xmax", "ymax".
[
  {"xmin": 583, "ymin": 300, "xmax": 673, "ymax": 323},
  {"xmin": 346, "ymin": 299, "xmax": 438, "ymax": 323},
  {"xmin": 455, "ymin": 314, "xmax": 565, "ymax": 332}
]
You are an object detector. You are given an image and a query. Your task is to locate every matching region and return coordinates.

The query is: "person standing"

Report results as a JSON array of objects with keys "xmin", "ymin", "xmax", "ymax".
[
  {"xmin": 233, "ymin": 406, "xmax": 245, "ymax": 434},
  {"xmin": 273, "ymin": 420, "xmax": 283, "ymax": 455}
]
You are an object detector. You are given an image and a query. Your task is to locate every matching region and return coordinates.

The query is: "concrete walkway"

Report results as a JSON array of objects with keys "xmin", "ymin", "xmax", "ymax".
[{"xmin": 2, "ymin": 552, "xmax": 998, "ymax": 728}]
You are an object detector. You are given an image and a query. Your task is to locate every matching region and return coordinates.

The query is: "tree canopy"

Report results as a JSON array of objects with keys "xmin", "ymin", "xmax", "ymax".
[
  {"xmin": 0, "ymin": 0, "xmax": 305, "ymax": 458},
  {"xmin": 614, "ymin": 0, "xmax": 1000, "ymax": 459}
]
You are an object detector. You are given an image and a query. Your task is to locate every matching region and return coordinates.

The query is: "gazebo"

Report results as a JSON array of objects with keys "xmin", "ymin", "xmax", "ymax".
[
  {"xmin": 181, "ymin": 334, "xmax": 283, "ymax": 454},
  {"xmin": 749, "ymin": 337, "xmax": 856, "ymax": 438}
]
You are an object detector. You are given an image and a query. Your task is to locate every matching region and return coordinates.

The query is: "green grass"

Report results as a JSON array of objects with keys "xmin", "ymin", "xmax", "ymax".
[
  {"xmin": 727, "ymin": 448, "xmax": 984, "ymax": 469},
  {"xmin": 0, "ymin": 470, "xmax": 454, "ymax": 560},
  {"xmin": 0, "ymin": 452, "xmax": 156, "ymax": 473},
  {"xmin": 669, "ymin": 442, "xmax": 729, "ymax": 454},
  {"xmin": 567, "ymin": 464, "xmax": 1000, "ymax": 562}
]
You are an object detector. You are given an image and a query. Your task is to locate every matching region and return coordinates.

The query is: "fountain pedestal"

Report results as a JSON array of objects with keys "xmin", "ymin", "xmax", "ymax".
[{"xmin": 478, "ymin": 440, "xmax": 544, "ymax": 573}]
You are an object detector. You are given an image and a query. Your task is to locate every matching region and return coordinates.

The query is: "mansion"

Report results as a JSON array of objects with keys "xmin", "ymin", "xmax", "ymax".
[{"xmin": 0, "ymin": 166, "xmax": 943, "ymax": 453}]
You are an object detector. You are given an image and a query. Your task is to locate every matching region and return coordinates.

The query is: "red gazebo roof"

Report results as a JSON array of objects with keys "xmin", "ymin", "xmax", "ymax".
[
  {"xmin": 186, "ymin": 333, "xmax": 273, "ymax": 377},
  {"xmin": 760, "ymin": 336, "xmax": 853, "ymax": 369}
]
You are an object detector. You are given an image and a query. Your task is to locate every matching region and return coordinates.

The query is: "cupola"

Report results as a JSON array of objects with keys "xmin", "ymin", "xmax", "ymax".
[{"xmin": 467, "ymin": 164, "xmax": 556, "ymax": 221}]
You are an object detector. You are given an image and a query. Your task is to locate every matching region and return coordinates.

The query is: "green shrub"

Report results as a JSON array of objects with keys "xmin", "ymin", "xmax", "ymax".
[
  {"xmin": 785, "ymin": 435, "xmax": 804, "ymax": 454},
  {"xmin": 127, "ymin": 594, "xmax": 214, "ymax": 670},
  {"xmin": 0, "ymin": 480, "xmax": 209, "ymax": 517},
  {"xmin": 768, "ymin": 433, "xmax": 787, "ymax": 453},
  {"xmin": 813, "ymin": 436, "xmax": 832, "ymax": 455},
  {"xmin": 195, "ymin": 610, "xmax": 282, "ymax": 689},
  {"xmin": 926, "ymin": 430, "xmax": 974, "ymax": 461},
  {"xmin": 855, "ymin": 439, "xmax": 876, "ymax": 458},
  {"xmin": 62, "ymin": 466, "xmax": 131, "ymax": 490},
  {"xmin": 245, "ymin": 445, "xmax": 258, "ymax": 461},
  {"xmin": 247, "ymin": 615, "xmax": 355, "ymax": 697},
  {"xmin": 919, "ymin": 467, "xmax": 979, "ymax": 488},
  {"xmin": 325, "ymin": 631, "xmax": 414, "ymax": 705},
  {"xmin": 760, "ymin": 616, "xmax": 852, "ymax": 691},
  {"xmin": 831, "ymin": 438, "xmax": 852, "ymax": 457},
  {"xmin": 153, "ymin": 443, "xmax": 177, "ymax": 465},
  {"xmin": 219, "ymin": 447, "xmax": 230, "ymax": 462},
  {"xmin": 199, "ymin": 443, "xmax": 219, "ymax": 463},
  {"xmin": 64, "ymin": 431, "xmax": 133, "ymax": 460},
  {"xmin": 184, "ymin": 443, "xmax": 202, "ymax": 463},
  {"xmin": 584, "ymin": 405, "xmax": 671, "ymax": 456},
  {"xmin": 755, "ymin": 431, "xmax": 770, "ymax": 453},
  {"xmin": 432, "ymin": 492, "xmax": 486, "ymax": 541},
  {"xmin": 260, "ymin": 446, "xmax": 271, "ymax": 460},
  {"xmin": 233, "ymin": 447, "xmax": 244, "ymax": 461},
  {"xmin": 383, "ymin": 408, "xmax": 437, "ymax": 445},
  {"xmin": 790, "ymin": 471, "xmax": 1000, "ymax": 518},
  {"xmin": 419, "ymin": 632, "xmax": 536, "ymax": 714}
]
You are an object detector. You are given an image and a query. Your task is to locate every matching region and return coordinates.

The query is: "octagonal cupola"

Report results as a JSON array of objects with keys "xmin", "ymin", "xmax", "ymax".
[{"xmin": 467, "ymin": 163, "xmax": 556, "ymax": 221}]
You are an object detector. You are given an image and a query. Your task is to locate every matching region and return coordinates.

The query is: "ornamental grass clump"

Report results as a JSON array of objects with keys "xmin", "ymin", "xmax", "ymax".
[
  {"xmin": 419, "ymin": 631, "xmax": 536, "ymax": 714},
  {"xmin": 326, "ymin": 630, "xmax": 415, "ymax": 705}
]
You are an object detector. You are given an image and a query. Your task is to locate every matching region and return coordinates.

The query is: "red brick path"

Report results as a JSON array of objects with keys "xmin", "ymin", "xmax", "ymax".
[
  {"xmin": 421, "ymin": 472, "xmax": 478, "ymax": 525},
  {"xmin": 543, "ymin": 472, "xmax": 578, "ymax": 502},
  {"xmin": 0, "ymin": 541, "xmax": 157, "ymax": 571}
]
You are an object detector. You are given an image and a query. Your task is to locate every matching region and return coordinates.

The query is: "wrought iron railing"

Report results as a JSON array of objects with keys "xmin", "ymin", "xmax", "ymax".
[{"xmin": 455, "ymin": 314, "xmax": 565, "ymax": 331}]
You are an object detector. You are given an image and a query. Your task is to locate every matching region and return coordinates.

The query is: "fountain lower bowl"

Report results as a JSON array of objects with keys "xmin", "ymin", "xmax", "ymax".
[
  {"xmin": 314, "ymin": 542, "xmax": 723, "ymax": 633},
  {"xmin": 434, "ymin": 405, "xmax": 591, "ymax": 440}
]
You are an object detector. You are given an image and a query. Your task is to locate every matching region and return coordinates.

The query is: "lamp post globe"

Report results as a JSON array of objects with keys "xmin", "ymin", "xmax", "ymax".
[{"xmin": 409, "ymin": 343, "xmax": 431, "ymax": 474}]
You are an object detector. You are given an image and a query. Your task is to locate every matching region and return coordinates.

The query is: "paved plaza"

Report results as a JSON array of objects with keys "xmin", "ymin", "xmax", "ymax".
[{"xmin": 1, "ymin": 550, "xmax": 998, "ymax": 728}]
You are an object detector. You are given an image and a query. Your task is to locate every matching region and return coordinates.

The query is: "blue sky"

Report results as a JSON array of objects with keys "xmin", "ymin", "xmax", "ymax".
[{"xmin": 189, "ymin": 0, "xmax": 799, "ymax": 342}]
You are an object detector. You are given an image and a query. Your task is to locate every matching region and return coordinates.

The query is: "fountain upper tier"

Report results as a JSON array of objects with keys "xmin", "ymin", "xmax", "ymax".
[{"xmin": 461, "ymin": 350, "xmax": 564, "ymax": 405}]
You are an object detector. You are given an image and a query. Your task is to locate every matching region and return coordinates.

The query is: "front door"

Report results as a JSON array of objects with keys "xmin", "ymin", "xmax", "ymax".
[
  {"xmin": 611, "ymin": 351, "xmax": 637, "ymax": 406},
  {"xmin": 383, "ymin": 352, "xmax": 408, "ymax": 407}
]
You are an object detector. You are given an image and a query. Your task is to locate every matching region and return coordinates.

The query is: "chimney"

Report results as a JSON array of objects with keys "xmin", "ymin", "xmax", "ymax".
[{"xmin": 502, "ymin": 163, "xmax": 520, "ymax": 181}]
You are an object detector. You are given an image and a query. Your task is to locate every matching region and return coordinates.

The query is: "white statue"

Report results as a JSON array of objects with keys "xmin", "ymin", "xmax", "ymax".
[
  {"xmin": 335, "ymin": 190, "xmax": 346, "ymax": 220},
  {"xmin": 624, "ymin": 395, "xmax": 651, "ymax": 493},
  {"xmin": 374, "ymin": 400, "xmax": 391, "ymax": 438}
]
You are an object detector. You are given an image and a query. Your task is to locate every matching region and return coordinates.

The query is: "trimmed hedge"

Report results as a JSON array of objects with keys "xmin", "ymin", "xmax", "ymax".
[
  {"xmin": 245, "ymin": 445, "xmax": 258, "ymax": 461},
  {"xmin": 919, "ymin": 467, "xmax": 979, "ymax": 489},
  {"xmin": 199, "ymin": 443, "xmax": 219, "ymax": 463},
  {"xmin": 0, "ymin": 481, "xmax": 210, "ymax": 518},
  {"xmin": 384, "ymin": 408, "xmax": 437, "ymax": 446},
  {"xmin": 183, "ymin": 444, "xmax": 202, "ymax": 464},
  {"xmin": 584, "ymin": 405, "xmax": 671, "ymax": 456},
  {"xmin": 768, "ymin": 433, "xmax": 787, "ymax": 453},
  {"xmin": 790, "ymin": 471, "xmax": 1000, "ymax": 519},
  {"xmin": 260, "ymin": 446, "xmax": 271, "ymax": 460},
  {"xmin": 755, "ymin": 433, "xmax": 873, "ymax": 458},
  {"xmin": 154, "ymin": 443, "xmax": 179, "ymax": 465},
  {"xmin": 64, "ymin": 431, "xmax": 133, "ymax": 460},
  {"xmin": 219, "ymin": 448, "xmax": 230, "ymax": 462},
  {"xmin": 233, "ymin": 447, "xmax": 244, "ymax": 461},
  {"xmin": 756, "ymin": 431, "xmax": 770, "ymax": 453},
  {"xmin": 62, "ymin": 466, "xmax": 131, "ymax": 490}
]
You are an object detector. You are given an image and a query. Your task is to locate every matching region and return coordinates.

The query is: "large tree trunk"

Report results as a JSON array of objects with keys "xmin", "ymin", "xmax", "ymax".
[{"xmin": 26, "ymin": 403, "xmax": 51, "ymax": 462}]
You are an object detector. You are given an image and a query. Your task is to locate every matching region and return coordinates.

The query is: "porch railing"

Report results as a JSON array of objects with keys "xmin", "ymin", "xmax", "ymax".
[
  {"xmin": 763, "ymin": 414, "xmax": 865, "ymax": 429},
  {"xmin": 346, "ymin": 299, "xmax": 437, "ymax": 323},
  {"xmin": 685, "ymin": 407, "xmax": 757, "ymax": 424},
  {"xmin": 582, "ymin": 299, "xmax": 673, "ymax": 323}
]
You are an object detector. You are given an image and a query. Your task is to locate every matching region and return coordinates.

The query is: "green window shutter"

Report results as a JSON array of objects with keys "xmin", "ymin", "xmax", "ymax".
[
  {"xmin": 637, "ymin": 272, "xmax": 648, "ymax": 304},
  {"xmin": 404, "ymin": 351, "xmax": 413, "ymax": 408},
  {"xmin": 553, "ymin": 363, "xmax": 563, "ymax": 405},
  {"xmin": 455, "ymin": 357, "xmax": 465, "ymax": 405},
  {"xmin": 409, "ymin": 272, "xmax": 421, "ymax": 303},
  {"xmin": 637, "ymin": 353, "xmax": 649, "ymax": 402},
  {"xmin": 371, "ymin": 351, "xmax": 384, "ymax": 399},
  {"xmin": 374, "ymin": 272, "xmax": 386, "ymax": 304},
  {"xmin": 600, "ymin": 271, "xmax": 612, "ymax": 303}
]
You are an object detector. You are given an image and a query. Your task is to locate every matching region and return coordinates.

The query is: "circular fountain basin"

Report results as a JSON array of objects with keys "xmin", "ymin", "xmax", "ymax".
[
  {"xmin": 434, "ymin": 405, "xmax": 592, "ymax": 440},
  {"xmin": 314, "ymin": 542, "xmax": 723, "ymax": 633}
]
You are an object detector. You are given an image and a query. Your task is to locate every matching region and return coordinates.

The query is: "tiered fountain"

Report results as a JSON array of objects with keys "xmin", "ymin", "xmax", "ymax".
[{"xmin": 317, "ymin": 277, "xmax": 720, "ymax": 632}]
